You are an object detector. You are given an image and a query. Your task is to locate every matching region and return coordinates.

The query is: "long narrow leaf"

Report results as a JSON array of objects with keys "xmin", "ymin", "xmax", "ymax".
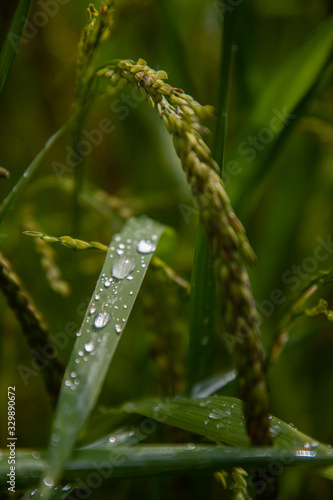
[
  {"xmin": 0, "ymin": 0, "xmax": 32, "ymax": 103},
  {"xmin": 247, "ymin": 17, "xmax": 333, "ymax": 130},
  {"xmin": 38, "ymin": 216, "xmax": 166, "ymax": 498},
  {"xmin": 122, "ymin": 395, "xmax": 333, "ymax": 479},
  {"xmin": 0, "ymin": 121, "xmax": 70, "ymax": 224},
  {"xmin": 230, "ymin": 16, "xmax": 333, "ymax": 206},
  {"xmin": 187, "ymin": 4, "xmax": 239, "ymax": 391},
  {"xmin": 3, "ymin": 445, "xmax": 333, "ymax": 489}
]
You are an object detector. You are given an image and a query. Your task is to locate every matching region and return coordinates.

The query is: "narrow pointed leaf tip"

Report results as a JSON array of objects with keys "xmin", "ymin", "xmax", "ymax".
[{"xmin": 38, "ymin": 216, "xmax": 166, "ymax": 498}]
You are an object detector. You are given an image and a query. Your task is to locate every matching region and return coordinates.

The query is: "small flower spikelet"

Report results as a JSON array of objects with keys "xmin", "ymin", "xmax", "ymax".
[
  {"xmin": 76, "ymin": 1, "xmax": 115, "ymax": 78},
  {"xmin": 75, "ymin": 1, "xmax": 115, "ymax": 110},
  {"xmin": 100, "ymin": 59, "xmax": 272, "ymax": 445}
]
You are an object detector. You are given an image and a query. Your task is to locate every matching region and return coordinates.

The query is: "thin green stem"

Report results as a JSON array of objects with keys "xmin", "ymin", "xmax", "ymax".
[
  {"xmin": 0, "ymin": 0, "xmax": 33, "ymax": 103},
  {"xmin": 187, "ymin": 9, "xmax": 238, "ymax": 392},
  {"xmin": 0, "ymin": 120, "xmax": 71, "ymax": 225},
  {"xmin": 213, "ymin": 23, "xmax": 238, "ymax": 171}
]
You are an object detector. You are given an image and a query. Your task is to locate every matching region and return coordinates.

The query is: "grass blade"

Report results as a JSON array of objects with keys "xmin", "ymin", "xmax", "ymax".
[
  {"xmin": 247, "ymin": 16, "xmax": 333, "ymax": 130},
  {"xmin": 188, "ymin": 227, "xmax": 216, "ymax": 389},
  {"xmin": 3, "ymin": 445, "xmax": 333, "ymax": 489},
  {"xmin": 37, "ymin": 216, "xmax": 166, "ymax": 498},
  {"xmin": 187, "ymin": 3, "xmax": 239, "ymax": 391},
  {"xmin": 0, "ymin": 121, "xmax": 70, "ymax": 225},
  {"xmin": 0, "ymin": 0, "xmax": 32, "ymax": 103},
  {"xmin": 123, "ymin": 395, "xmax": 333, "ymax": 476},
  {"xmin": 191, "ymin": 369, "xmax": 237, "ymax": 398},
  {"xmin": 230, "ymin": 15, "xmax": 333, "ymax": 207}
]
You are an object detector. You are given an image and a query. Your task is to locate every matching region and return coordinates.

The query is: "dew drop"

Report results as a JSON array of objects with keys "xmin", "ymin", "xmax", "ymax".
[
  {"xmin": 78, "ymin": 350, "xmax": 84, "ymax": 357},
  {"xmin": 43, "ymin": 477, "xmax": 54, "ymax": 487},
  {"xmin": 32, "ymin": 451, "xmax": 40, "ymax": 459},
  {"xmin": 186, "ymin": 443, "xmax": 195, "ymax": 450},
  {"xmin": 70, "ymin": 371, "xmax": 77, "ymax": 378},
  {"xmin": 94, "ymin": 312, "xmax": 111, "ymax": 328},
  {"xmin": 137, "ymin": 240, "xmax": 156, "ymax": 254},
  {"xmin": 64, "ymin": 380, "xmax": 71, "ymax": 387},
  {"xmin": 115, "ymin": 324, "xmax": 122, "ymax": 334},
  {"xmin": 127, "ymin": 275, "xmax": 134, "ymax": 281},
  {"xmin": 119, "ymin": 243, "xmax": 125, "ymax": 249},
  {"xmin": 123, "ymin": 304, "xmax": 127, "ymax": 309},
  {"xmin": 129, "ymin": 291, "xmax": 133, "ymax": 295},
  {"xmin": 104, "ymin": 280, "xmax": 111, "ymax": 288},
  {"xmin": 112, "ymin": 254, "xmax": 136, "ymax": 280},
  {"xmin": 199, "ymin": 400, "xmax": 210, "ymax": 407},
  {"xmin": 84, "ymin": 341, "xmax": 95, "ymax": 352},
  {"xmin": 209, "ymin": 409, "xmax": 225, "ymax": 420},
  {"xmin": 89, "ymin": 307, "xmax": 96, "ymax": 315},
  {"xmin": 117, "ymin": 249, "xmax": 124, "ymax": 255},
  {"xmin": 270, "ymin": 425, "xmax": 282, "ymax": 438},
  {"xmin": 95, "ymin": 294, "xmax": 100, "ymax": 300},
  {"xmin": 304, "ymin": 441, "xmax": 319, "ymax": 449},
  {"xmin": 109, "ymin": 436, "xmax": 116, "ymax": 443}
]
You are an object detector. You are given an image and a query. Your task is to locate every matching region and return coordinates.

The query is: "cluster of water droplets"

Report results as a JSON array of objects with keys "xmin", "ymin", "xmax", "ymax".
[
  {"xmin": 30, "ymin": 481, "xmax": 72, "ymax": 497},
  {"xmin": 64, "ymin": 232, "xmax": 158, "ymax": 393},
  {"xmin": 200, "ymin": 400, "xmax": 238, "ymax": 431}
]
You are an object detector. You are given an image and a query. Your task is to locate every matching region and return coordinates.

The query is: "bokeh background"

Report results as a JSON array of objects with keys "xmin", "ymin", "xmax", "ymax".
[{"xmin": 1, "ymin": 0, "xmax": 333, "ymax": 498}]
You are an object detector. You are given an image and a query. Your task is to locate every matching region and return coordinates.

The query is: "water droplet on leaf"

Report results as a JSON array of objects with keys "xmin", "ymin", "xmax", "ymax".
[
  {"xmin": 112, "ymin": 254, "xmax": 136, "ymax": 280},
  {"xmin": 94, "ymin": 312, "xmax": 111, "ymax": 328},
  {"xmin": 84, "ymin": 341, "xmax": 95, "ymax": 352},
  {"xmin": 137, "ymin": 240, "xmax": 156, "ymax": 254},
  {"xmin": 43, "ymin": 477, "xmax": 54, "ymax": 487}
]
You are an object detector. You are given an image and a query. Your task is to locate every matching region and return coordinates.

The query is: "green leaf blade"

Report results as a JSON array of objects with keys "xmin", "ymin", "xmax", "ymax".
[
  {"xmin": 123, "ymin": 395, "xmax": 333, "ymax": 470},
  {"xmin": 38, "ymin": 216, "xmax": 166, "ymax": 498},
  {"xmin": 5, "ymin": 444, "xmax": 333, "ymax": 489},
  {"xmin": 0, "ymin": 0, "xmax": 33, "ymax": 103},
  {"xmin": 230, "ymin": 15, "xmax": 333, "ymax": 207}
]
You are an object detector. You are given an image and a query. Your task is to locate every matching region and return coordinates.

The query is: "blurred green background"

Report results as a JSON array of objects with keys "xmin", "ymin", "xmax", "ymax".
[{"xmin": 1, "ymin": 0, "xmax": 333, "ymax": 498}]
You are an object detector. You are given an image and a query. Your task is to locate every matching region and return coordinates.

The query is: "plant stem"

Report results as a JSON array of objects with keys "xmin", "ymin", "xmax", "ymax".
[
  {"xmin": 0, "ymin": 121, "xmax": 70, "ymax": 225},
  {"xmin": 187, "ymin": 7, "xmax": 238, "ymax": 392}
]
